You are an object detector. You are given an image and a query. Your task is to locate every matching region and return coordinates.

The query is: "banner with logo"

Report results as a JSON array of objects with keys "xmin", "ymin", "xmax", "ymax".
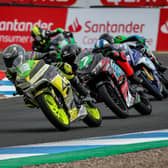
[
  {"xmin": 156, "ymin": 8, "xmax": 168, "ymax": 51},
  {"xmin": 1, "ymin": 0, "xmax": 168, "ymax": 7},
  {"xmin": 0, "ymin": 6, "xmax": 67, "ymax": 50},
  {"xmin": 66, "ymin": 8, "xmax": 159, "ymax": 50}
]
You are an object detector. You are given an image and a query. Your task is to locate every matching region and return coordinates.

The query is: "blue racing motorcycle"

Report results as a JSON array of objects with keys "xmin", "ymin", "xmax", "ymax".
[{"xmin": 126, "ymin": 48, "xmax": 168, "ymax": 100}]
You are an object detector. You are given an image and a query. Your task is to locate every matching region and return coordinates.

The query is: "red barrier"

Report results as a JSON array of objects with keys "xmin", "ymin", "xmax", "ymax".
[
  {"xmin": 1, "ymin": 0, "xmax": 168, "ymax": 7},
  {"xmin": 0, "ymin": 71, "xmax": 5, "ymax": 80},
  {"xmin": 0, "ymin": 0, "xmax": 13, "ymax": 3},
  {"xmin": 100, "ymin": 0, "xmax": 168, "ymax": 7},
  {"xmin": 32, "ymin": 0, "xmax": 77, "ymax": 6},
  {"xmin": 0, "ymin": 0, "xmax": 77, "ymax": 6},
  {"xmin": 14, "ymin": 0, "xmax": 32, "ymax": 4},
  {"xmin": 0, "ymin": 6, "xmax": 67, "ymax": 50},
  {"xmin": 156, "ymin": 8, "xmax": 168, "ymax": 51}
]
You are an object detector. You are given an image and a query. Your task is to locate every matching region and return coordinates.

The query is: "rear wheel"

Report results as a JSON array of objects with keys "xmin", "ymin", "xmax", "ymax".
[
  {"xmin": 134, "ymin": 95, "xmax": 152, "ymax": 115},
  {"xmin": 159, "ymin": 73, "xmax": 168, "ymax": 98},
  {"xmin": 37, "ymin": 93, "xmax": 70, "ymax": 131},
  {"xmin": 97, "ymin": 84, "xmax": 129, "ymax": 118},
  {"xmin": 159, "ymin": 72, "xmax": 168, "ymax": 89},
  {"xmin": 83, "ymin": 104, "xmax": 102, "ymax": 127}
]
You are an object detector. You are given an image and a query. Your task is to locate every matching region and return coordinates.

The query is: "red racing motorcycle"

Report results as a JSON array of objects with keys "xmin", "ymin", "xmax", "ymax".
[{"xmin": 75, "ymin": 51, "xmax": 152, "ymax": 118}]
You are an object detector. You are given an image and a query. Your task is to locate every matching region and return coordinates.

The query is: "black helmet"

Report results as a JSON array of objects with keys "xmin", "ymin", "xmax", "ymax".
[
  {"xmin": 99, "ymin": 33, "xmax": 114, "ymax": 44},
  {"xmin": 3, "ymin": 44, "xmax": 25, "ymax": 68},
  {"xmin": 61, "ymin": 44, "xmax": 81, "ymax": 65}
]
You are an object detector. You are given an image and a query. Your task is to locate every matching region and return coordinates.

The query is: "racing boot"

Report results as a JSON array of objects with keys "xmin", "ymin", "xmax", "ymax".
[
  {"xmin": 70, "ymin": 76, "xmax": 96, "ymax": 104},
  {"xmin": 23, "ymin": 96, "xmax": 36, "ymax": 108},
  {"xmin": 63, "ymin": 85, "xmax": 87, "ymax": 122},
  {"xmin": 145, "ymin": 49, "xmax": 167, "ymax": 73},
  {"xmin": 152, "ymin": 59, "xmax": 167, "ymax": 73}
]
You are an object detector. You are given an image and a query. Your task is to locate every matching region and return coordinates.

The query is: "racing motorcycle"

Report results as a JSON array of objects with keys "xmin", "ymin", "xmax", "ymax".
[
  {"xmin": 75, "ymin": 51, "xmax": 152, "ymax": 118},
  {"xmin": 125, "ymin": 46, "xmax": 168, "ymax": 100},
  {"xmin": 15, "ymin": 59, "xmax": 102, "ymax": 131}
]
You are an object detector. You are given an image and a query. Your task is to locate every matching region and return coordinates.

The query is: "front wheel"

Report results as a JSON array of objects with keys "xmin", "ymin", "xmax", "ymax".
[
  {"xmin": 37, "ymin": 93, "xmax": 70, "ymax": 131},
  {"xmin": 159, "ymin": 72, "xmax": 168, "ymax": 89},
  {"xmin": 83, "ymin": 103, "xmax": 102, "ymax": 127},
  {"xmin": 140, "ymin": 69, "xmax": 163, "ymax": 100},
  {"xmin": 134, "ymin": 95, "xmax": 152, "ymax": 115},
  {"xmin": 97, "ymin": 84, "xmax": 129, "ymax": 118}
]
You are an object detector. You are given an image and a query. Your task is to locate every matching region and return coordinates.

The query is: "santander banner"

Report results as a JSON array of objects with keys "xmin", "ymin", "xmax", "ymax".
[
  {"xmin": 66, "ymin": 8, "xmax": 159, "ymax": 50},
  {"xmin": 156, "ymin": 8, "xmax": 168, "ymax": 51},
  {"xmin": 0, "ymin": 6, "xmax": 67, "ymax": 50}
]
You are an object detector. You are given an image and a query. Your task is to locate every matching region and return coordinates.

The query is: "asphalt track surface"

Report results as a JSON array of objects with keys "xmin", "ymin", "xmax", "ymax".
[{"xmin": 0, "ymin": 53, "xmax": 168, "ymax": 148}]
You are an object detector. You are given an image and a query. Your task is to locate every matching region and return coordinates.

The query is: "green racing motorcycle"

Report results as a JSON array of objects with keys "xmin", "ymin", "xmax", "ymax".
[{"xmin": 15, "ymin": 59, "xmax": 102, "ymax": 131}]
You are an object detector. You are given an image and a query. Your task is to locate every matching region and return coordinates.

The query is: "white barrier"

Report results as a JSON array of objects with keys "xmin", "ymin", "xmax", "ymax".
[{"xmin": 0, "ymin": 71, "xmax": 16, "ymax": 98}]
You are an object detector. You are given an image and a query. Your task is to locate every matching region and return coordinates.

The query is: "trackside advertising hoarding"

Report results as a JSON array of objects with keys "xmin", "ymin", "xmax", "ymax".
[
  {"xmin": 66, "ymin": 8, "xmax": 159, "ymax": 50},
  {"xmin": 157, "ymin": 8, "xmax": 168, "ymax": 51},
  {"xmin": 1, "ymin": 0, "xmax": 168, "ymax": 7},
  {"xmin": 0, "ymin": 6, "xmax": 166, "ymax": 51},
  {"xmin": 99, "ymin": 0, "xmax": 168, "ymax": 7},
  {"xmin": 0, "ymin": 6, "xmax": 67, "ymax": 50}
]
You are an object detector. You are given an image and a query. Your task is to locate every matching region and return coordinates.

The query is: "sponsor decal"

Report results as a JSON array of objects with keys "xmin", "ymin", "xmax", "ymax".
[
  {"xmin": 83, "ymin": 21, "xmax": 145, "ymax": 33},
  {"xmin": 67, "ymin": 18, "xmax": 146, "ymax": 47},
  {"xmin": 160, "ymin": 21, "xmax": 168, "ymax": 34},
  {"xmin": 68, "ymin": 18, "xmax": 145, "ymax": 33},
  {"xmin": 156, "ymin": 8, "xmax": 168, "ymax": 51},
  {"xmin": 0, "ymin": 6, "xmax": 67, "ymax": 50},
  {"xmin": 0, "ymin": 19, "xmax": 54, "ymax": 32},
  {"xmin": 100, "ymin": 0, "xmax": 168, "ymax": 6},
  {"xmin": 68, "ymin": 18, "xmax": 82, "ymax": 32}
]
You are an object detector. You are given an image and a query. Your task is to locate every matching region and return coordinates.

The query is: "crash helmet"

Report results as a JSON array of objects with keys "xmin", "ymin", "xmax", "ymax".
[
  {"xmin": 31, "ymin": 26, "xmax": 48, "ymax": 46},
  {"xmin": 3, "ymin": 44, "xmax": 26, "ymax": 68},
  {"xmin": 61, "ymin": 44, "xmax": 81, "ymax": 65},
  {"xmin": 94, "ymin": 39, "xmax": 112, "ymax": 49},
  {"xmin": 99, "ymin": 33, "xmax": 114, "ymax": 44}
]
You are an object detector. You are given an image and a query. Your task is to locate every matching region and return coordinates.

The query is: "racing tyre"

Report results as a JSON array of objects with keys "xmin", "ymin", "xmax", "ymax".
[
  {"xmin": 134, "ymin": 95, "xmax": 152, "ymax": 115},
  {"xmin": 83, "ymin": 103, "xmax": 102, "ymax": 127},
  {"xmin": 37, "ymin": 93, "xmax": 70, "ymax": 131},
  {"xmin": 97, "ymin": 84, "xmax": 129, "ymax": 118},
  {"xmin": 140, "ymin": 71, "xmax": 163, "ymax": 100}
]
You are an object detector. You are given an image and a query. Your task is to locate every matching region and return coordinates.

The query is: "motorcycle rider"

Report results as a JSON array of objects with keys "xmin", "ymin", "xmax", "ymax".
[
  {"xmin": 93, "ymin": 35, "xmax": 143, "ymax": 84},
  {"xmin": 31, "ymin": 26, "xmax": 94, "ymax": 103},
  {"xmin": 103, "ymin": 33, "xmax": 167, "ymax": 72},
  {"xmin": 31, "ymin": 25, "xmax": 75, "ymax": 62},
  {"xmin": 2, "ymin": 44, "xmax": 85, "ymax": 122},
  {"xmin": 60, "ymin": 40, "xmax": 142, "ymax": 84}
]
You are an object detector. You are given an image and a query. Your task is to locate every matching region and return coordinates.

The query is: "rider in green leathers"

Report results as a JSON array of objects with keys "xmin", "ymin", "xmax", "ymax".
[
  {"xmin": 3, "ymin": 44, "xmax": 83, "ymax": 122},
  {"xmin": 31, "ymin": 26, "xmax": 75, "ymax": 62}
]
